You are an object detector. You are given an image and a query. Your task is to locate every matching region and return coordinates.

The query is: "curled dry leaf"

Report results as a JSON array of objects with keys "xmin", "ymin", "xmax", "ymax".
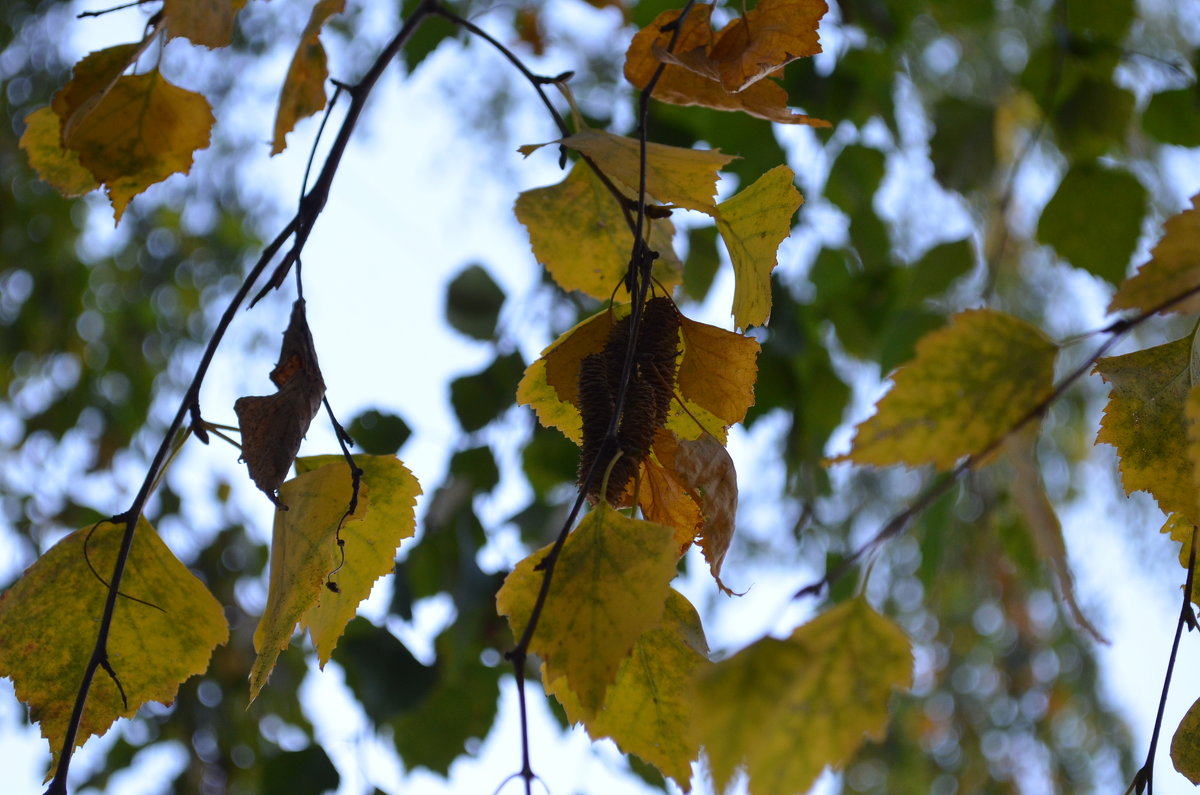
[
  {"xmin": 673, "ymin": 434, "xmax": 739, "ymax": 594},
  {"xmin": 235, "ymin": 299, "xmax": 326, "ymax": 505}
]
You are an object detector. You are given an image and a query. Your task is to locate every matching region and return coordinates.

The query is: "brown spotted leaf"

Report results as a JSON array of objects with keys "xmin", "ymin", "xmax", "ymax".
[
  {"xmin": 674, "ymin": 434, "xmax": 738, "ymax": 594},
  {"xmin": 235, "ymin": 299, "xmax": 326, "ymax": 504},
  {"xmin": 163, "ymin": 0, "xmax": 248, "ymax": 48}
]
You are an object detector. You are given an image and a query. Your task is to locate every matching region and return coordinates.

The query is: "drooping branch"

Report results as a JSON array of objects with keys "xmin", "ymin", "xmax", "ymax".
[{"xmin": 45, "ymin": 3, "xmax": 439, "ymax": 791}]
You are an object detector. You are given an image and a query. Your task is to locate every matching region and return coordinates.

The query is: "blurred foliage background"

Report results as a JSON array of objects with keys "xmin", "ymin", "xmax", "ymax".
[{"xmin": 4, "ymin": 0, "xmax": 1200, "ymax": 791}]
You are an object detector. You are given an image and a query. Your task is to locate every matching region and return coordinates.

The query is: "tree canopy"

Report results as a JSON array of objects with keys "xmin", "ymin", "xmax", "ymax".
[{"xmin": 3, "ymin": 0, "xmax": 1200, "ymax": 793}]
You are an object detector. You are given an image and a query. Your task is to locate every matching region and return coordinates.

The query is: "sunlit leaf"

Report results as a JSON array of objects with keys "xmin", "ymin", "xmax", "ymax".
[
  {"xmin": 295, "ymin": 455, "xmax": 420, "ymax": 666},
  {"xmin": 272, "ymin": 0, "xmax": 345, "ymax": 155},
  {"xmin": 714, "ymin": 164, "xmax": 802, "ymax": 329},
  {"xmin": 677, "ymin": 315, "xmax": 761, "ymax": 428},
  {"xmin": 496, "ymin": 503, "xmax": 678, "ymax": 712},
  {"xmin": 1109, "ymin": 192, "xmax": 1200, "ymax": 316},
  {"xmin": 836, "ymin": 309, "xmax": 1057, "ymax": 470},
  {"xmin": 546, "ymin": 589, "xmax": 709, "ymax": 790},
  {"xmin": 19, "ymin": 106, "xmax": 99, "ymax": 197},
  {"xmin": 0, "ymin": 518, "xmax": 228, "ymax": 770},
  {"xmin": 515, "ymin": 160, "xmax": 682, "ymax": 299},
  {"xmin": 163, "ymin": 0, "xmax": 248, "ymax": 48},
  {"xmin": 625, "ymin": 5, "xmax": 829, "ymax": 126},
  {"xmin": 251, "ymin": 467, "xmax": 367, "ymax": 701},
  {"xmin": 551, "ymin": 128, "xmax": 736, "ymax": 213},
  {"xmin": 693, "ymin": 598, "xmax": 911, "ymax": 795},
  {"xmin": 62, "ymin": 69, "xmax": 214, "ymax": 221},
  {"xmin": 1094, "ymin": 335, "xmax": 1194, "ymax": 521}
]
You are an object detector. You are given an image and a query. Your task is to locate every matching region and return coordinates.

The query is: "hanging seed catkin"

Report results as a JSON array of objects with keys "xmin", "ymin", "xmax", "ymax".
[{"xmin": 577, "ymin": 297, "xmax": 680, "ymax": 504}]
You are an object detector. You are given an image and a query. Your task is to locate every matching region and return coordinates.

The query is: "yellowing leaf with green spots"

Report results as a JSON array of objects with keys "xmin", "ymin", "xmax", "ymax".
[
  {"xmin": 20, "ymin": 106, "xmax": 99, "ymax": 197},
  {"xmin": 546, "ymin": 589, "xmax": 709, "ymax": 790},
  {"xmin": 62, "ymin": 69, "xmax": 214, "ymax": 221},
  {"xmin": 515, "ymin": 160, "xmax": 682, "ymax": 300},
  {"xmin": 552, "ymin": 129, "xmax": 736, "ymax": 213},
  {"xmin": 1174, "ymin": 697, "xmax": 1200, "ymax": 784},
  {"xmin": 252, "ymin": 458, "xmax": 379, "ymax": 701},
  {"xmin": 51, "ymin": 43, "xmax": 144, "ymax": 139},
  {"xmin": 1109, "ymin": 193, "xmax": 1200, "ymax": 316},
  {"xmin": 272, "ymin": 0, "xmax": 345, "ymax": 155},
  {"xmin": 1094, "ymin": 335, "xmax": 1194, "ymax": 521},
  {"xmin": 163, "ymin": 0, "xmax": 248, "ymax": 48},
  {"xmin": 715, "ymin": 165, "xmax": 803, "ymax": 330},
  {"xmin": 293, "ymin": 455, "xmax": 421, "ymax": 666},
  {"xmin": 836, "ymin": 309, "xmax": 1057, "ymax": 470},
  {"xmin": 677, "ymin": 315, "xmax": 760, "ymax": 428},
  {"xmin": 694, "ymin": 598, "xmax": 911, "ymax": 795},
  {"xmin": 496, "ymin": 503, "xmax": 678, "ymax": 712},
  {"xmin": 0, "ymin": 518, "xmax": 227, "ymax": 770}
]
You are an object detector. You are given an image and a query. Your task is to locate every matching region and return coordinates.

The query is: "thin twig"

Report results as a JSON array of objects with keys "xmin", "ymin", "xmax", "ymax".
[
  {"xmin": 76, "ymin": 0, "xmax": 152, "ymax": 19},
  {"xmin": 1129, "ymin": 524, "xmax": 1197, "ymax": 794},
  {"xmin": 46, "ymin": 3, "xmax": 439, "ymax": 791}
]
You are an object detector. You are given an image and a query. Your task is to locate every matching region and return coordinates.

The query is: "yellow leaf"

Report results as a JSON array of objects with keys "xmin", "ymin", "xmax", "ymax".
[
  {"xmin": 693, "ymin": 598, "xmax": 911, "ymax": 795},
  {"xmin": 272, "ymin": 0, "xmax": 345, "ymax": 155},
  {"xmin": 1094, "ymin": 334, "xmax": 1194, "ymax": 520},
  {"xmin": 1109, "ymin": 193, "xmax": 1200, "ymax": 316},
  {"xmin": 515, "ymin": 160, "xmax": 682, "ymax": 300},
  {"xmin": 0, "ymin": 518, "xmax": 228, "ymax": 771},
  {"xmin": 715, "ymin": 165, "xmax": 802, "ymax": 330},
  {"xmin": 1175, "ymin": 697, "xmax": 1200, "ymax": 784},
  {"xmin": 655, "ymin": 0, "xmax": 826, "ymax": 94},
  {"xmin": 640, "ymin": 431, "xmax": 704, "ymax": 552},
  {"xmin": 496, "ymin": 503, "xmax": 678, "ymax": 712},
  {"xmin": 51, "ymin": 44, "xmax": 144, "ymax": 141},
  {"xmin": 63, "ymin": 70, "xmax": 214, "ymax": 221},
  {"xmin": 677, "ymin": 315, "xmax": 760, "ymax": 428},
  {"xmin": 163, "ymin": 0, "xmax": 248, "ymax": 48},
  {"xmin": 251, "ymin": 470, "xmax": 368, "ymax": 700},
  {"xmin": 556, "ymin": 129, "xmax": 736, "ymax": 213},
  {"xmin": 1004, "ymin": 428, "xmax": 1105, "ymax": 642},
  {"xmin": 624, "ymin": 5, "xmax": 830, "ymax": 126},
  {"xmin": 295, "ymin": 455, "xmax": 421, "ymax": 666},
  {"xmin": 836, "ymin": 309, "xmax": 1057, "ymax": 470},
  {"xmin": 19, "ymin": 107, "xmax": 100, "ymax": 197},
  {"xmin": 674, "ymin": 434, "xmax": 739, "ymax": 594},
  {"xmin": 546, "ymin": 589, "xmax": 709, "ymax": 790}
]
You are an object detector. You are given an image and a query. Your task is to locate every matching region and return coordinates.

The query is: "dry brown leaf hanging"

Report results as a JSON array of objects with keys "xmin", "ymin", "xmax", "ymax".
[{"xmin": 235, "ymin": 299, "xmax": 326, "ymax": 506}]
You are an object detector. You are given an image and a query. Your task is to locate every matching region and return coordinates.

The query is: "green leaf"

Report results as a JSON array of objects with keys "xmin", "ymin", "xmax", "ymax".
[
  {"xmin": 714, "ymin": 165, "xmax": 803, "ymax": 330},
  {"xmin": 449, "ymin": 351, "xmax": 525, "ymax": 432},
  {"xmin": 1094, "ymin": 335, "xmax": 1194, "ymax": 521},
  {"xmin": 496, "ymin": 503, "xmax": 679, "ymax": 712},
  {"xmin": 0, "ymin": 518, "xmax": 228, "ymax": 771},
  {"xmin": 1109, "ymin": 192, "xmax": 1200, "ymax": 316},
  {"xmin": 1174, "ymin": 697, "xmax": 1200, "ymax": 784},
  {"xmin": 837, "ymin": 309, "xmax": 1057, "ymax": 470},
  {"xmin": 1036, "ymin": 163, "xmax": 1146, "ymax": 285},
  {"xmin": 334, "ymin": 617, "xmax": 437, "ymax": 723},
  {"xmin": 515, "ymin": 160, "xmax": 682, "ymax": 300},
  {"xmin": 262, "ymin": 745, "xmax": 339, "ymax": 795},
  {"xmin": 1053, "ymin": 78, "xmax": 1133, "ymax": 160},
  {"xmin": 1144, "ymin": 88, "xmax": 1200, "ymax": 147},
  {"xmin": 824, "ymin": 144, "xmax": 885, "ymax": 216},
  {"xmin": 346, "ymin": 409, "xmax": 411, "ymax": 455},
  {"xmin": 929, "ymin": 98, "xmax": 995, "ymax": 193},
  {"xmin": 445, "ymin": 264, "xmax": 505, "ymax": 341},
  {"xmin": 251, "ymin": 455, "xmax": 420, "ymax": 699},
  {"xmin": 547, "ymin": 589, "xmax": 709, "ymax": 790},
  {"xmin": 682, "ymin": 224, "xmax": 721, "ymax": 302},
  {"xmin": 693, "ymin": 598, "xmax": 911, "ymax": 795},
  {"xmin": 905, "ymin": 238, "xmax": 973, "ymax": 303}
]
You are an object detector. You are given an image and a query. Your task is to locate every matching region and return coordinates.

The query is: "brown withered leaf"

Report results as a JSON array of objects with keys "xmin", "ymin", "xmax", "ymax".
[
  {"xmin": 625, "ymin": 4, "xmax": 829, "ymax": 126},
  {"xmin": 674, "ymin": 434, "xmax": 739, "ymax": 594},
  {"xmin": 653, "ymin": 0, "xmax": 825, "ymax": 94},
  {"xmin": 235, "ymin": 299, "xmax": 326, "ymax": 506}
]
